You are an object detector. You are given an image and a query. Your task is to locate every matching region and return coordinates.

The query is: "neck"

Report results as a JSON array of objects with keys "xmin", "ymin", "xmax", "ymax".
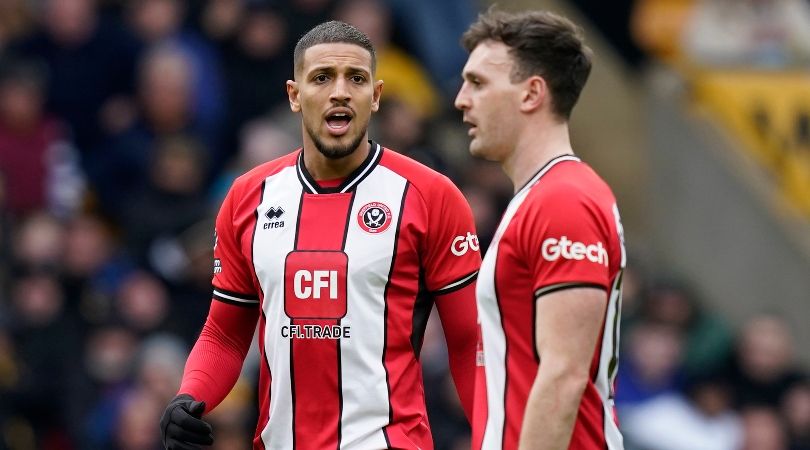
[
  {"xmin": 302, "ymin": 135, "xmax": 371, "ymax": 180},
  {"xmin": 502, "ymin": 120, "xmax": 574, "ymax": 193}
]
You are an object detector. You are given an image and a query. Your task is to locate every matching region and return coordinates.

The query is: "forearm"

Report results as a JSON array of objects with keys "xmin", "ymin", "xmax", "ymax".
[
  {"xmin": 435, "ymin": 282, "xmax": 478, "ymax": 421},
  {"xmin": 178, "ymin": 300, "xmax": 257, "ymax": 413},
  {"xmin": 519, "ymin": 370, "xmax": 586, "ymax": 450}
]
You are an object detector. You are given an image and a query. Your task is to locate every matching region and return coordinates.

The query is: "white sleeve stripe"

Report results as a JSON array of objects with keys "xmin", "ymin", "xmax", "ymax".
[
  {"xmin": 437, "ymin": 270, "xmax": 479, "ymax": 292},
  {"xmin": 213, "ymin": 289, "xmax": 260, "ymax": 303},
  {"xmin": 534, "ymin": 281, "xmax": 605, "ymax": 299}
]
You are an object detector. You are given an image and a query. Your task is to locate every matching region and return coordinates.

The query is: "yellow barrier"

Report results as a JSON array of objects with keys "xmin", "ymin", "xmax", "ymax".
[{"xmin": 691, "ymin": 71, "xmax": 810, "ymax": 216}]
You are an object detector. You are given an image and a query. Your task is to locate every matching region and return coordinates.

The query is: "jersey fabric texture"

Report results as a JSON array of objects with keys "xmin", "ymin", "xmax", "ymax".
[
  {"xmin": 474, "ymin": 155, "xmax": 626, "ymax": 450},
  {"xmin": 196, "ymin": 142, "xmax": 480, "ymax": 449}
]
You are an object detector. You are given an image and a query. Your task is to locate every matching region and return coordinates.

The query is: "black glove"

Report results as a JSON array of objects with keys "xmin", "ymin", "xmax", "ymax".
[{"xmin": 160, "ymin": 394, "xmax": 214, "ymax": 450}]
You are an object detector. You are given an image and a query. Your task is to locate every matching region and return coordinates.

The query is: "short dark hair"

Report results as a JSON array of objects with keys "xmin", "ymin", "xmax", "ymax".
[
  {"xmin": 293, "ymin": 20, "xmax": 376, "ymax": 76},
  {"xmin": 461, "ymin": 9, "xmax": 592, "ymax": 120}
]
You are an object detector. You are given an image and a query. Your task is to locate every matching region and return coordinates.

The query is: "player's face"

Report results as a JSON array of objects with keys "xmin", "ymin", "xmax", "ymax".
[
  {"xmin": 455, "ymin": 41, "xmax": 523, "ymax": 162},
  {"xmin": 287, "ymin": 43, "xmax": 383, "ymax": 159}
]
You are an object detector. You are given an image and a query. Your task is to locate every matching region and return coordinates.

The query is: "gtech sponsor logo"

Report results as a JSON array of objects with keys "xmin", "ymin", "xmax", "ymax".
[
  {"xmin": 451, "ymin": 232, "xmax": 480, "ymax": 256},
  {"xmin": 541, "ymin": 236, "xmax": 608, "ymax": 266}
]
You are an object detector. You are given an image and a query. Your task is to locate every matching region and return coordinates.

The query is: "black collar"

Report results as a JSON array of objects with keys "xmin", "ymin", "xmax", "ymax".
[{"xmin": 296, "ymin": 140, "xmax": 384, "ymax": 194}]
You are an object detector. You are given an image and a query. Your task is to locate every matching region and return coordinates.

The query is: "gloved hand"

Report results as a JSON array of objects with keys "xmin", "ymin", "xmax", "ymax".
[{"xmin": 160, "ymin": 394, "xmax": 214, "ymax": 449}]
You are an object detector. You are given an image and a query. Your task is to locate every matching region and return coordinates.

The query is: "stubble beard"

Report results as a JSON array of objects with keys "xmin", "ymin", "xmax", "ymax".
[{"xmin": 306, "ymin": 121, "xmax": 368, "ymax": 160}]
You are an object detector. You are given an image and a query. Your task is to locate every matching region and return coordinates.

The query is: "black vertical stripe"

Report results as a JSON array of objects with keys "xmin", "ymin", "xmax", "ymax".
[
  {"xmin": 531, "ymin": 294, "xmax": 540, "ymax": 364},
  {"xmin": 607, "ymin": 270, "xmax": 624, "ymax": 385},
  {"xmin": 381, "ymin": 182, "xmax": 409, "ymax": 431},
  {"xmin": 289, "ymin": 187, "xmax": 306, "ymax": 450},
  {"xmin": 602, "ymin": 403, "xmax": 609, "ymax": 450},
  {"xmin": 336, "ymin": 190, "xmax": 356, "ymax": 450},
  {"xmin": 289, "ymin": 337, "xmax": 296, "ymax": 450},
  {"xmin": 292, "ymin": 190, "xmax": 305, "ymax": 250},
  {"xmin": 411, "ymin": 275, "xmax": 433, "ymax": 358},
  {"xmin": 335, "ymin": 340, "xmax": 343, "ymax": 450},
  {"xmin": 251, "ymin": 180, "xmax": 269, "ymax": 448},
  {"xmin": 259, "ymin": 309, "xmax": 272, "ymax": 450},
  {"xmin": 251, "ymin": 180, "xmax": 267, "ymax": 295},
  {"xmin": 340, "ymin": 191, "xmax": 358, "ymax": 250}
]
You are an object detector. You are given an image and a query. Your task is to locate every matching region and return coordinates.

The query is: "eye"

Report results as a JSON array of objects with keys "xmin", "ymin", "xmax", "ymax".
[
  {"xmin": 313, "ymin": 73, "xmax": 329, "ymax": 83},
  {"xmin": 350, "ymin": 74, "xmax": 366, "ymax": 84}
]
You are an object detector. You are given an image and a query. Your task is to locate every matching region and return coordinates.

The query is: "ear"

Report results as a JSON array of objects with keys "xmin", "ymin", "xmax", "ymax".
[
  {"xmin": 370, "ymin": 79, "xmax": 384, "ymax": 112},
  {"xmin": 520, "ymin": 76, "xmax": 546, "ymax": 113},
  {"xmin": 287, "ymin": 80, "xmax": 300, "ymax": 113}
]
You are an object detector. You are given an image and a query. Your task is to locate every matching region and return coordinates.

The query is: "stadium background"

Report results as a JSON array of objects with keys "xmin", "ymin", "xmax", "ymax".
[{"xmin": 0, "ymin": 0, "xmax": 808, "ymax": 448}]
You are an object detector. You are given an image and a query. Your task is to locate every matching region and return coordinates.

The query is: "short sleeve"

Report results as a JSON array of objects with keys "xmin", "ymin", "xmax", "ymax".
[
  {"xmin": 521, "ymin": 183, "xmax": 613, "ymax": 298},
  {"xmin": 422, "ymin": 177, "xmax": 482, "ymax": 294},
  {"xmin": 212, "ymin": 186, "xmax": 260, "ymax": 307}
]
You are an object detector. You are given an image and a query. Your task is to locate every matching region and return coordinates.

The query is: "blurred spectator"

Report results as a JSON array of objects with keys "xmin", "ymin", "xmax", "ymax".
[
  {"xmin": 781, "ymin": 379, "xmax": 810, "ymax": 450},
  {"xmin": 280, "ymin": 0, "xmax": 339, "ymax": 49},
  {"xmin": 133, "ymin": 333, "xmax": 187, "ymax": 403},
  {"xmin": 11, "ymin": 0, "xmax": 140, "ymax": 152},
  {"xmin": 89, "ymin": 45, "xmax": 213, "ymax": 219},
  {"xmin": 111, "ymin": 387, "xmax": 164, "ymax": 450},
  {"xmin": 384, "ymin": 0, "xmax": 477, "ymax": 97},
  {"xmin": 161, "ymin": 218, "xmax": 219, "ymax": 343},
  {"xmin": 120, "ymin": 135, "xmax": 210, "ymax": 277},
  {"xmin": 630, "ymin": 0, "xmax": 697, "ymax": 63},
  {"xmin": 726, "ymin": 313, "xmax": 806, "ymax": 408},
  {"xmin": 205, "ymin": 380, "xmax": 255, "ymax": 450},
  {"xmin": 60, "ymin": 212, "xmax": 134, "ymax": 329},
  {"xmin": 615, "ymin": 320, "xmax": 685, "ymax": 407},
  {"xmin": 622, "ymin": 371, "xmax": 743, "ymax": 450},
  {"xmin": 198, "ymin": 0, "xmax": 244, "ymax": 43},
  {"xmin": 212, "ymin": 117, "xmax": 297, "ymax": 201},
  {"xmin": 218, "ymin": 1, "xmax": 292, "ymax": 154},
  {"xmin": 114, "ymin": 271, "xmax": 171, "ymax": 336},
  {"xmin": 125, "ymin": 0, "xmax": 226, "ymax": 134},
  {"xmin": 81, "ymin": 325, "xmax": 140, "ymax": 448},
  {"xmin": 374, "ymin": 98, "xmax": 449, "ymax": 174},
  {"xmin": 7, "ymin": 271, "xmax": 82, "ymax": 448},
  {"xmin": 682, "ymin": 0, "xmax": 810, "ymax": 68},
  {"xmin": 740, "ymin": 406, "xmax": 790, "ymax": 450},
  {"xmin": 640, "ymin": 278, "xmax": 733, "ymax": 377},
  {"xmin": 0, "ymin": 58, "xmax": 84, "ymax": 218},
  {"xmin": 335, "ymin": 0, "xmax": 440, "ymax": 119},
  {"xmin": 460, "ymin": 184, "xmax": 499, "ymax": 251},
  {"xmin": 0, "ymin": 0, "xmax": 34, "ymax": 51},
  {"xmin": 11, "ymin": 211, "xmax": 65, "ymax": 272}
]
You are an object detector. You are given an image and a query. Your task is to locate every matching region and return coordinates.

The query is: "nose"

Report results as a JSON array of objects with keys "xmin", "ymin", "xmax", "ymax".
[
  {"xmin": 454, "ymin": 83, "xmax": 469, "ymax": 111},
  {"xmin": 330, "ymin": 76, "xmax": 351, "ymax": 103}
]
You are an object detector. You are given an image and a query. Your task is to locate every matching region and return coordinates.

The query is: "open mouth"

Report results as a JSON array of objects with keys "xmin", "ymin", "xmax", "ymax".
[{"xmin": 326, "ymin": 111, "xmax": 353, "ymax": 135}]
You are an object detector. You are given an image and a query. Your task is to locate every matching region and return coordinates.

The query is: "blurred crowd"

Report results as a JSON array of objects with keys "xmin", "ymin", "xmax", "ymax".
[{"xmin": 0, "ymin": 0, "xmax": 808, "ymax": 449}]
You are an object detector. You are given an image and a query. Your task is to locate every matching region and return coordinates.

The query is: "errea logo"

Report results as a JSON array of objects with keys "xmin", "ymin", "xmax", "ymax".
[
  {"xmin": 264, "ymin": 206, "xmax": 285, "ymax": 230},
  {"xmin": 451, "ymin": 232, "xmax": 480, "ymax": 256},
  {"xmin": 541, "ymin": 236, "xmax": 608, "ymax": 266}
]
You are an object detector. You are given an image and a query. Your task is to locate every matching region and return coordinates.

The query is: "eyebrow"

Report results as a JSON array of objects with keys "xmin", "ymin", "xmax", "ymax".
[
  {"xmin": 462, "ymin": 70, "xmax": 484, "ymax": 81},
  {"xmin": 307, "ymin": 65, "xmax": 371, "ymax": 78}
]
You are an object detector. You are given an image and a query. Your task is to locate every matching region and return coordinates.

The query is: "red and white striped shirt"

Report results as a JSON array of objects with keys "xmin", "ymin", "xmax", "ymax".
[
  {"xmin": 192, "ymin": 142, "xmax": 480, "ymax": 449},
  {"xmin": 473, "ymin": 155, "xmax": 625, "ymax": 450}
]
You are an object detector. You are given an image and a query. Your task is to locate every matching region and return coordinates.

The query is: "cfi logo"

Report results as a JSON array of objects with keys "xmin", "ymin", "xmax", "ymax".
[{"xmin": 357, "ymin": 202, "xmax": 392, "ymax": 234}]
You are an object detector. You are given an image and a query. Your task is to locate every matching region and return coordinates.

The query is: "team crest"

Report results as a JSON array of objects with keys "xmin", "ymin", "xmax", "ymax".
[{"xmin": 358, "ymin": 202, "xmax": 392, "ymax": 234}]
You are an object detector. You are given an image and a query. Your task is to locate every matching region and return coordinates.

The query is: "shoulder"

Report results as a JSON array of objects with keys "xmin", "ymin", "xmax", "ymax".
[
  {"xmin": 526, "ymin": 160, "xmax": 615, "ymax": 210},
  {"xmin": 230, "ymin": 150, "xmax": 299, "ymax": 194}
]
